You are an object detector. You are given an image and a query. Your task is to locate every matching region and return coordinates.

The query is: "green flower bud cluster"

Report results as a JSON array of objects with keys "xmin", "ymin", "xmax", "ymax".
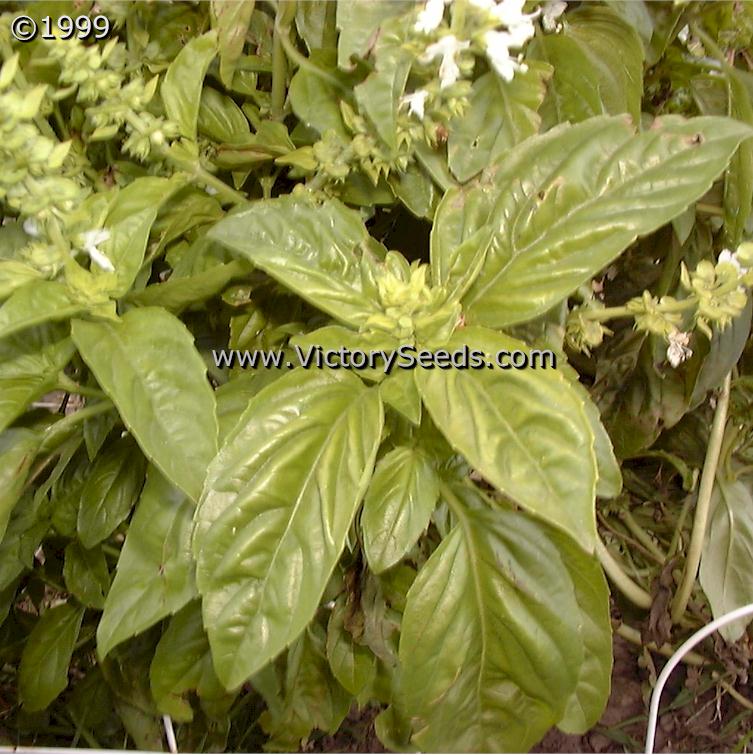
[
  {"xmin": 364, "ymin": 253, "xmax": 460, "ymax": 343},
  {"xmin": 626, "ymin": 291, "xmax": 683, "ymax": 337},
  {"xmin": 43, "ymin": 34, "xmax": 177, "ymax": 160},
  {"xmin": 566, "ymin": 244, "xmax": 753, "ymax": 358},
  {"xmin": 680, "ymin": 252, "xmax": 750, "ymax": 337},
  {"xmin": 0, "ymin": 54, "xmax": 84, "ymax": 219},
  {"xmin": 340, "ymin": 101, "xmax": 414, "ymax": 185}
]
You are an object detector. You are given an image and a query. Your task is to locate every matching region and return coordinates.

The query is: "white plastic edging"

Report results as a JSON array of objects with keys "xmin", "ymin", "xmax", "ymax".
[{"xmin": 645, "ymin": 603, "xmax": 753, "ymax": 754}]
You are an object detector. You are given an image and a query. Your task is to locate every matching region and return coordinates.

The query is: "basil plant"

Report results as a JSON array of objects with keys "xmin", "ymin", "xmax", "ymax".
[{"xmin": 2, "ymin": 0, "xmax": 753, "ymax": 751}]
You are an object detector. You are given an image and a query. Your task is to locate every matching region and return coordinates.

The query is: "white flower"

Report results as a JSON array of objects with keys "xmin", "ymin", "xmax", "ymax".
[
  {"xmin": 542, "ymin": 0, "xmax": 566, "ymax": 32},
  {"xmin": 718, "ymin": 248, "xmax": 749, "ymax": 274},
  {"xmin": 483, "ymin": 30, "xmax": 528, "ymax": 81},
  {"xmin": 421, "ymin": 34, "xmax": 470, "ymax": 88},
  {"xmin": 415, "ymin": 0, "xmax": 445, "ymax": 33},
  {"xmin": 81, "ymin": 229, "xmax": 114, "ymax": 272},
  {"xmin": 490, "ymin": 0, "xmax": 538, "ymax": 43},
  {"xmin": 401, "ymin": 89, "xmax": 430, "ymax": 119},
  {"xmin": 666, "ymin": 329, "xmax": 692, "ymax": 368},
  {"xmin": 23, "ymin": 218, "xmax": 41, "ymax": 238}
]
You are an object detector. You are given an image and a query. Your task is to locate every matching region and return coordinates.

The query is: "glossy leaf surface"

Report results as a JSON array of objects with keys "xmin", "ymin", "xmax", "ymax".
[
  {"xmin": 72, "ymin": 307, "xmax": 218, "ymax": 502},
  {"xmin": 390, "ymin": 484, "xmax": 589, "ymax": 752},
  {"xmin": 436, "ymin": 115, "xmax": 753, "ymax": 327},
  {"xmin": 207, "ymin": 195, "xmax": 381, "ymax": 328},
  {"xmin": 416, "ymin": 327, "xmax": 598, "ymax": 548},
  {"xmin": 362, "ymin": 446, "xmax": 439, "ymax": 573},
  {"xmin": 194, "ymin": 369, "xmax": 383, "ymax": 688}
]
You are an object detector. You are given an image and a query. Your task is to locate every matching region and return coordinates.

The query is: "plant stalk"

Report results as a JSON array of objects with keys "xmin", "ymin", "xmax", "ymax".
[
  {"xmin": 671, "ymin": 372, "xmax": 731, "ymax": 623},
  {"xmin": 595, "ymin": 537, "xmax": 653, "ymax": 609}
]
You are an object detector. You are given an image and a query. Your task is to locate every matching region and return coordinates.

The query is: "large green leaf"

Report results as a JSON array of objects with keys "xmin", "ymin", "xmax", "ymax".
[
  {"xmin": 416, "ymin": 327, "xmax": 598, "ymax": 548},
  {"xmin": 362, "ymin": 446, "xmax": 439, "ymax": 573},
  {"xmin": 207, "ymin": 195, "xmax": 382, "ymax": 328},
  {"xmin": 0, "ymin": 281, "xmax": 83, "ymax": 340},
  {"xmin": 448, "ymin": 64, "xmax": 551, "ymax": 183},
  {"xmin": 19, "ymin": 603, "xmax": 85, "ymax": 711},
  {"xmin": 532, "ymin": 6, "xmax": 643, "ymax": 127},
  {"xmin": 161, "ymin": 30, "xmax": 218, "ymax": 141},
  {"xmin": 0, "ymin": 428, "xmax": 39, "ymax": 541},
  {"xmin": 150, "ymin": 600, "xmax": 230, "ymax": 722},
  {"xmin": 97, "ymin": 467, "xmax": 197, "ymax": 658},
  {"xmin": 72, "ymin": 307, "xmax": 218, "ymax": 501},
  {"xmin": 77, "ymin": 435, "xmax": 146, "ymax": 548},
  {"xmin": 699, "ymin": 476, "xmax": 753, "ymax": 642},
  {"xmin": 194, "ymin": 369, "xmax": 383, "ymax": 689},
  {"xmin": 388, "ymin": 483, "xmax": 585, "ymax": 752},
  {"xmin": 336, "ymin": 0, "xmax": 411, "ymax": 69},
  {"xmin": 0, "ymin": 325, "xmax": 75, "ymax": 434},
  {"xmin": 441, "ymin": 115, "xmax": 753, "ymax": 328}
]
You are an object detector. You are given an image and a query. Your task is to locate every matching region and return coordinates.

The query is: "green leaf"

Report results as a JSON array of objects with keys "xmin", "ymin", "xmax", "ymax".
[
  {"xmin": 415, "ymin": 327, "xmax": 597, "ymax": 548},
  {"xmin": 104, "ymin": 176, "xmax": 185, "ymax": 296},
  {"xmin": 326, "ymin": 597, "xmax": 377, "ymax": 699},
  {"xmin": 162, "ymin": 30, "xmax": 218, "ymax": 141},
  {"xmin": 389, "ymin": 483, "xmax": 584, "ymax": 752},
  {"xmin": 211, "ymin": 0, "xmax": 255, "ymax": 87},
  {"xmin": 19, "ymin": 603, "xmax": 85, "ymax": 711},
  {"xmin": 555, "ymin": 527, "xmax": 612, "ymax": 733},
  {"xmin": 288, "ymin": 58, "xmax": 349, "ymax": 137},
  {"xmin": 724, "ymin": 71, "xmax": 753, "ymax": 247},
  {"xmin": 378, "ymin": 369, "xmax": 421, "ymax": 425},
  {"xmin": 126, "ymin": 260, "xmax": 249, "ymax": 313},
  {"xmin": 198, "ymin": 87, "xmax": 251, "ymax": 144},
  {"xmin": 336, "ymin": 0, "xmax": 411, "ymax": 69},
  {"xmin": 354, "ymin": 52, "xmax": 411, "ymax": 152},
  {"xmin": 0, "ymin": 490, "xmax": 49, "ymax": 591},
  {"xmin": 0, "ymin": 281, "xmax": 83, "ymax": 341},
  {"xmin": 0, "ymin": 428, "xmax": 39, "ymax": 542},
  {"xmin": 97, "ymin": 467, "xmax": 197, "ymax": 658},
  {"xmin": 451, "ymin": 115, "xmax": 753, "ymax": 328},
  {"xmin": 448, "ymin": 64, "xmax": 551, "ymax": 183},
  {"xmin": 0, "ymin": 261, "xmax": 44, "ymax": 301},
  {"xmin": 258, "ymin": 624, "xmax": 352, "ymax": 750},
  {"xmin": 362, "ymin": 446, "xmax": 439, "ymax": 573},
  {"xmin": 72, "ymin": 307, "xmax": 218, "ymax": 502},
  {"xmin": 0, "ymin": 325, "xmax": 75, "ymax": 434},
  {"xmin": 699, "ymin": 476, "xmax": 753, "ymax": 643},
  {"xmin": 207, "ymin": 195, "xmax": 382, "ymax": 328},
  {"xmin": 150, "ymin": 600, "xmax": 230, "ymax": 722},
  {"xmin": 533, "ymin": 7, "xmax": 643, "ymax": 127},
  {"xmin": 194, "ymin": 369, "xmax": 383, "ymax": 689},
  {"xmin": 77, "ymin": 435, "xmax": 146, "ymax": 548},
  {"xmin": 559, "ymin": 362, "xmax": 622, "ymax": 499},
  {"xmin": 63, "ymin": 542, "xmax": 110, "ymax": 609},
  {"xmin": 388, "ymin": 162, "xmax": 438, "ymax": 219}
]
